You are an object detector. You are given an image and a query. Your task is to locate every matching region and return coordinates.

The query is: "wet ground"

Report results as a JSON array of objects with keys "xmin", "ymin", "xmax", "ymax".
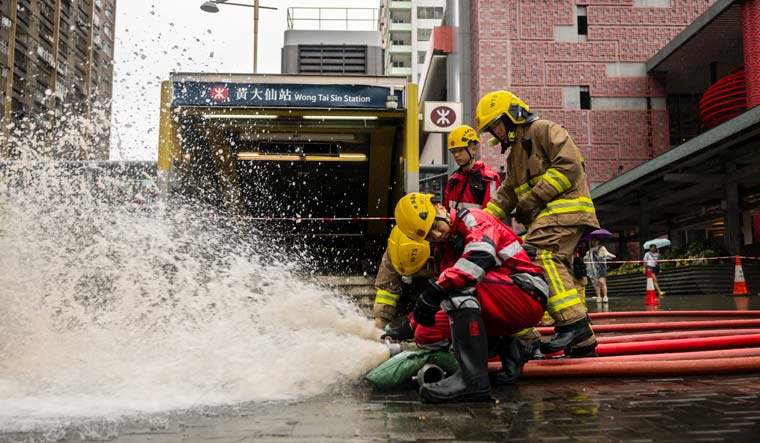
[{"xmin": 5, "ymin": 294, "xmax": 760, "ymax": 443}]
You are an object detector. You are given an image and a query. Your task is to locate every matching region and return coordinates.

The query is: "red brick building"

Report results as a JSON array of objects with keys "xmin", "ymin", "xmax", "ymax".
[{"xmin": 468, "ymin": 0, "xmax": 714, "ymax": 186}]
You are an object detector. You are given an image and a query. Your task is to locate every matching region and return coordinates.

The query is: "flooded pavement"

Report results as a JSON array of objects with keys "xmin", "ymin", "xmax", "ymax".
[{"xmin": 3, "ymin": 293, "xmax": 759, "ymax": 443}]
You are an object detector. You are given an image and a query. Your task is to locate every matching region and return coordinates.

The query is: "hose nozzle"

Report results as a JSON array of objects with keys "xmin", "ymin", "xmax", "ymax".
[
  {"xmin": 384, "ymin": 339, "xmax": 403, "ymax": 357},
  {"xmin": 411, "ymin": 363, "xmax": 446, "ymax": 386}
]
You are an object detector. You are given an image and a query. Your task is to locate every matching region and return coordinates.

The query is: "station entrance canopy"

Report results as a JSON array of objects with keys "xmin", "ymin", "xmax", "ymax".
[{"xmin": 158, "ymin": 74, "xmax": 418, "ymax": 273}]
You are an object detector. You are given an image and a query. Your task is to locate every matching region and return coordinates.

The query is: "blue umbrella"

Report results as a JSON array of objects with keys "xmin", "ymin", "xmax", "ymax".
[{"xmin": 643, "ymin": 238, "xmax": 671, "ymax": 250}]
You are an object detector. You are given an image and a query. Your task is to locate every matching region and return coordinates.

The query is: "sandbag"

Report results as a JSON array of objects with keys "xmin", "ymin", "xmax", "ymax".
[{"xmin": 365, "ymin": 348, "xmax": 458, "ymax": 390}]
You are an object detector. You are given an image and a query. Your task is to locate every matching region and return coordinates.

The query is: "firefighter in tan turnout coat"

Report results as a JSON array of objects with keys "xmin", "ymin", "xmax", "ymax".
[{"xmin": 476, "ymin": 90, "xmax": 601, "ymax": 357}]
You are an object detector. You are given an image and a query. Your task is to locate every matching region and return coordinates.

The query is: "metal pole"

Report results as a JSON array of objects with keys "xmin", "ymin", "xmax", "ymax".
[
  {"xmin": 2, "ymin": 0, "xmax": 18, "ymax": 159},
  {"xmin": 253, "ymin": 0, "xmax": 259, "ymax": 73}
]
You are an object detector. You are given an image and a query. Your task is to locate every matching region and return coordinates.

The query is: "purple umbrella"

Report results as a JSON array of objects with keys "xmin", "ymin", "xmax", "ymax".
[{"xmin": 583, "ymin": 228, "xmax": 613, "ymax": 240}]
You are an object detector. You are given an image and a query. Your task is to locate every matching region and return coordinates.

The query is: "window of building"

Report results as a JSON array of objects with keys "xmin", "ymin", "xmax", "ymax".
[
  {"xmin": 580, "ymin": 86, "xmax": 591, "ymax": 110},
  {"xmin": 392, "ymin": 61, "xmax": 407, "ymax": 68},
  {"xmin": 417, "ymin": 51, "xmax": 426, "ymax": 64},
  {"xmin": 417, "ymin": 7, "xmax": 443, "ymax": 20},
  {"xmin": 417, "ymin": 28, "xmax": 432, "ymax": 41},
  {"xmin": 577, "ymin": 6, "xmax": 588, "ymax": 36}
]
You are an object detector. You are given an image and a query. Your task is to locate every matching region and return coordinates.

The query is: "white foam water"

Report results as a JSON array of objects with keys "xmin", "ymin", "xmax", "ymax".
[{"xmin": 0, "ymin": 162, "xmax": 388, "ymax": 436}]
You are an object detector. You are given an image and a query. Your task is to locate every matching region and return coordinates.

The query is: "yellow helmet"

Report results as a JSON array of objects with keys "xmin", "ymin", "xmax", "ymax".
[
  {"xmin": 387, "ymin": 226, "xmax": 431, "ymax": 276},
  {"xmin": 394, "ymin": 192, "xmax": 437, "ymax": 241},
  {"xmin": 475, "ymin": 90, "xmax": 532, "ymax": 132},
  {"xmin": 447, "ymin": 125, "xmax": 480, "ymax": 150}
]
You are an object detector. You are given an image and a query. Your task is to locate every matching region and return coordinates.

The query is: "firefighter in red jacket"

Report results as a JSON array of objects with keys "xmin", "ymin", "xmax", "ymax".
[
  {"xmin": 372, "ymin": 125, "xmax": 501, "ymax": 330},
  {"xmin": 394, "ymin": 192, "xmax": 549, "ymax": 403},
  {"xmin": 444, "ymin": 125, "xmax": 501, "ymax": 210},
  {"xmin": 475, "ymin": 90, "xmax": 601, "ymax": 357}
]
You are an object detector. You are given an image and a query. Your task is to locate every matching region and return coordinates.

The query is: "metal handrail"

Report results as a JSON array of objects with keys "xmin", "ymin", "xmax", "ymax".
[{"xmin": 287, "ymin": 7, "xmax": 379, "ymax": 31}]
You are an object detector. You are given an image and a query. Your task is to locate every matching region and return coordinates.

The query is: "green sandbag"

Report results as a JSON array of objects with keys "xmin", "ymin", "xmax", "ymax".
[{"xmin": 365, "ymin": 348, "xmax": 459, "ymax": 390}]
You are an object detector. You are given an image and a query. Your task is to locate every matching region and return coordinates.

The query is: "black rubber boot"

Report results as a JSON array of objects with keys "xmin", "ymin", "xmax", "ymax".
[
  {"xmin": 568, "ymin": 340, "xmax": 598, "ymax": 358},
  {"xmin": 491, "ymin": 337, "xmax": 533, "ymax": 386},
  {"xmin": 419, "ymin": 308, "xmax": 492, "ymax": 403},
  {"xmin": 539, "ymin": 319, "xmax": 594, "ymax": 355}
]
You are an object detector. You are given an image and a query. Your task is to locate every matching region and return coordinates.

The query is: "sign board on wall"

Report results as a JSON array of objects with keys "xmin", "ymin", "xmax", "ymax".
[
  {"xmin": 423, "ymin": 101, "xmax": 462, "ymax": 132},
  {"xmin": 172, "ymin": 82, "xmax": 405, "ymax": 109}
]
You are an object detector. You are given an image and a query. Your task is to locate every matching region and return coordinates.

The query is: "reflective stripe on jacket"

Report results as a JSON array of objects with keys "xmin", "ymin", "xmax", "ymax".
[
  {"xmin": 486, "ymin": 120, "xmax": 600, "ymax": 230},
  {"xmin": 436, "ymin": 208, "xmax": 544, "ymax": 291},
  {"xmin": 444, "ymin": 161, "xmax": 501, "ymax": 211}
]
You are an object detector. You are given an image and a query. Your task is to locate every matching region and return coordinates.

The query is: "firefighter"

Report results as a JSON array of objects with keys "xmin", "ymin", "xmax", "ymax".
[
  {"xmin": 394, "ymin": 193, "xmax": 549, "ymax": 403},
  {"xmin": 372, "ymin": 125, "xmax": 501, "ymax": 330},
  {"xmin": 372, "ymin": 226, "xmax": 433, "ymax": 330},
  {"xmin": 444, "ymin": 125, "xmax": 501, "ymax": 210},
  {"xmin": 475, "ymin": 90, "xmax": 601, "ymax": 357}
]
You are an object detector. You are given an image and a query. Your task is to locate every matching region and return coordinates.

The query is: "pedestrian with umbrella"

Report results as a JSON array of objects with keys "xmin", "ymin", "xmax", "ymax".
[
  {"xmin": 584, "ymin": 229, "xmax": 615, "ymax": 303},
  {"xmin": 643, "ymin": 239, "xmax": 670, "ymax": 297}
]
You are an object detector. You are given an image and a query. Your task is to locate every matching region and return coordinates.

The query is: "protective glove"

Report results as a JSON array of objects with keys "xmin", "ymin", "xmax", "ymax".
[
  {"xmin": 412, "ymin": 280, "xmax": 447, "ymax": 327},
  {"xmin": 515, "ymin": 191, "xmax": 544, "ymax": 226},
  {"xmin": 380, "ymin": 319, "xmax": 414, "ymax": 342}
]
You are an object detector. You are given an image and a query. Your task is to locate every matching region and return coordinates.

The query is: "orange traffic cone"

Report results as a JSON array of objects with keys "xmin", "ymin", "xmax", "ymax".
[
  {"xmin": 733, "ymin": 256, "xmax": 749, "ymax": 295},
  {"xmin": 645, "ymin": 268, "xmax": 659, "ymax": 306}
]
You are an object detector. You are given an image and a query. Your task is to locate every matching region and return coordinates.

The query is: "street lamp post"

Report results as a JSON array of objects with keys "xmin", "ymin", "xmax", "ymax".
[{"xmin": 200, "ymin": 0, "xmax": 277, "ymax": 74}]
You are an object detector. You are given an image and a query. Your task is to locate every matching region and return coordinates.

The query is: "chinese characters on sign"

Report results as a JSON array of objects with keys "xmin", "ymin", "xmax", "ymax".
[{"xmin": 172, "ymin": 82, "xmax": 405, "ymax": 109}]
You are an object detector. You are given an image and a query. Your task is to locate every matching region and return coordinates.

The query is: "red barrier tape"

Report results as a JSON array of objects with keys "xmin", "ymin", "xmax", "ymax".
[
  {"xmin": 585, "ymin": 255, "xmax": 760, "ymax": 264},
  {"xmin": 236, "ymin": 216, "xmax": 394, "ymax": 222}
]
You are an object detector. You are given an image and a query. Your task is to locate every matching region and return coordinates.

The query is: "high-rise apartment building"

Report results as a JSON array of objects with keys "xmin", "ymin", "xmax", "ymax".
[
  {"xmin": 378, "ymin": 0, "xmax": 445, "ymax": 81},
  {"xmin": 0, "ymin": 0, "xmax": 116, "ymax": 160}
]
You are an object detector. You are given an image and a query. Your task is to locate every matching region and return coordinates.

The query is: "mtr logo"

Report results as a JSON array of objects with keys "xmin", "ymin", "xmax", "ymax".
[{"xmin": 210, "ymin": 85, "xmax": 229, "ymax": 102}]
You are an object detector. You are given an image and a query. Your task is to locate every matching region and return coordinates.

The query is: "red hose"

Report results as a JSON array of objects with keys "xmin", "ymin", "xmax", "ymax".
[
  {"xmin": 590, "ymin": 310, "xmax": 760, "ymax": 319},
  {"xmin": 537, "ymin": 319, "xmax": 760, "ymax": 335},
  {"xmin": 488, "ymin": 356, "xmax": 760, "ymax": 378},
  {"xmin": 529, "ymin": 347, "xmax": 760, "ymax": 363},
  {"xmin": 597, "ymin": 328, "xmax": 760, "ymax": 344},
  {"xmin": 596, "ymin": 333, "xmax": 760, "ymax": 356}
]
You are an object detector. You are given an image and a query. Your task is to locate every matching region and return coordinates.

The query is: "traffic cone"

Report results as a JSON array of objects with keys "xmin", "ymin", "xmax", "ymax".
[
  {"xmin": 733, "ymin": 256, "xmax": 750, "ymax": 295},
  {"xmin": 645, "ymin": 269, "xmax": 659, "ymax": 306}
]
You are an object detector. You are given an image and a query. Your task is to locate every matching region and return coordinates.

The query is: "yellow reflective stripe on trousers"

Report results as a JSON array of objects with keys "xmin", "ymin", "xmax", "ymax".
[
  {"xmin": 544, "ymin": 168, "xmax": 572, "ymax": 193},
  {"xmin": 374, "ymin": 289, "xmax": 400, "ymax": 307},
  {"xmin": 540, "ymin": 249, "xmax": 565, "ymax": 295},
  {"xmin": 546, "ymin": 288, "xmax": 583, "ymax": 313},
  {"xmin": 536, "ymin": 197, "xmax": 596, "ymax": 219},
  {"xmin": 486, "ymin": 201, "xmax": 507, "ymax": 219}
]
